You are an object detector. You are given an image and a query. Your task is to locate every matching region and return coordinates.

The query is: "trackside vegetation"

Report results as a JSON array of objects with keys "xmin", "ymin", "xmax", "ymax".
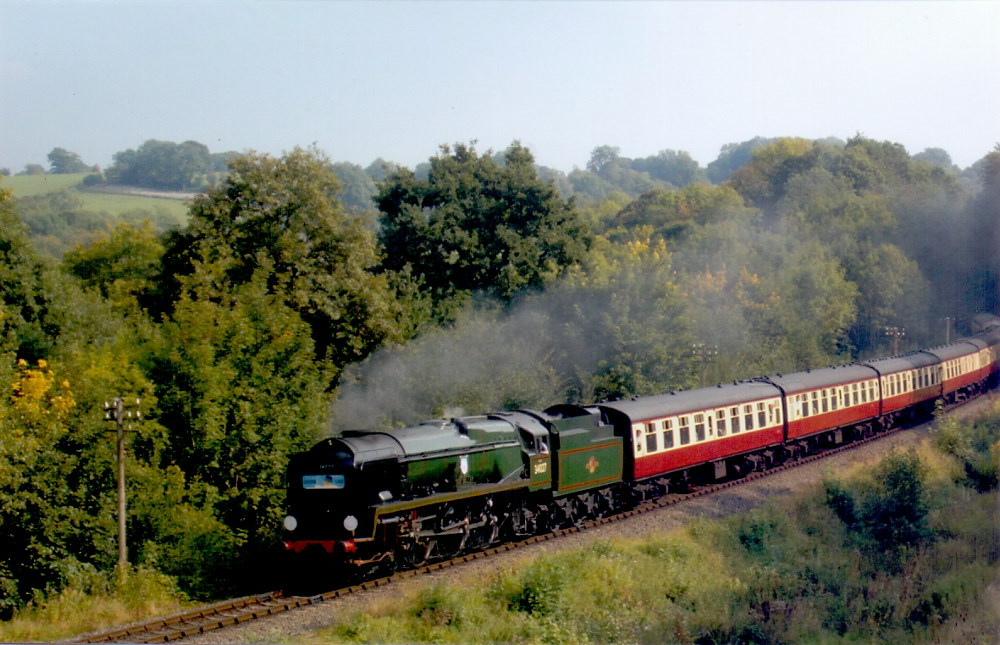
[
  {"xmin": 0, "ymin": 137, "xmax": 997, "ymax": 636},
  {"xmin": 309, "ymin": 402, "xmax": 999, "ymax": 645}
]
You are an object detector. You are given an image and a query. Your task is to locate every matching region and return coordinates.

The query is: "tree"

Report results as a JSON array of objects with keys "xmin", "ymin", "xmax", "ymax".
[
  {"xmin": 376, "ymin": 141, "xmax": 592, "ymax": 303},
  {"xmin": 151, "ymin": 266, "xmax": 330, "ymax": 589},
  {"xmin": 727, "ymin": 138, "xmax": 819, "ymax": 210},
  {"xmin": 610, "ymin": 184, "xmax": 749, "ymax": 243},
  {"xmin": 963, "ymin": 144, "xmax": 1000, "ymax": 315},
  {"xmin": 706, "ymin": 137, "xmax": 777, "ymax": 184},
  {"xmin": 330, "ymin": 161, "xmax": 378, "ymax": 216},
  {"xmin": 586, "ymin": 145, "xmax": 623, "ymax": 175},
  {"xmin": 912, "ymin": 147, "xmax": 957, "ymax": 172},
  {"xmin": 47, "ymin": 148, "xmax": 91, "ymax": 174},
  {"xmin": 157, "ymin": 146, "xmax": 401, "ymax": 371},
  {"xmin": 0, "ymin": 186, "xmax": 59, "ymax": 360},
  {"xmin": 631, "ymin": 149, "xmax": 707, "ymax": 188},
  {"xmin": 106, "ymin": 139, "xmax": 212, "ymax": 191},
  {"xmin": 62, "ymin": 221, "xmax": 165, "ymax": 309}
]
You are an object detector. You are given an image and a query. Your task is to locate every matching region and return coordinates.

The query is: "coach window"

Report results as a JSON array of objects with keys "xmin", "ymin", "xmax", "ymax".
[
  {"xmin": 694, "ymin": 414, "xmax": 706, "ymax": 442},
  {"xmin": 800, "ymin": 395, "xmax": 809, "ymax": 419},
  {"xmin": 744, "ymin": 404, "xmax": 754, "ymax": 430},
  {"xmin": 646, "ymin": 423, "xmax": 658, "ymax": 453},
  {"xmin": 773, "ymin": 403, "xmax": 782, "ymax": 425},
  {"xmin": 634, "ymin": 427, "xmax": 643, "ymax": 455},
  {"xmin": 757, "ymin": 402, "xmax": 767, "ymax": 427},
  {"xmin": 679, "ymin": 416, "xmax": 691, "ymax": 445},
  {"xmin": 662, "ymin": 419, "xmax": 675, "ymax": 449},
  {"xmin": 730, "ymin": 407, "xmax": 741, "ymax": 433},
  {"xmin": 831, "ymin": 388, "xmax": 840, "ymax": 411},
  {"xmin": 851, "ymin": 384, "xmax": 859, "ymax": 406},
  {"xmin": 715, "ymin": 409, "xmax": 727, "ymax": 437}
]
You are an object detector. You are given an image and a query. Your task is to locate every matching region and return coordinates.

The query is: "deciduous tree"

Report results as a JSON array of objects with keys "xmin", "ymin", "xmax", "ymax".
[
  {"xmin": 47, "ymin": 148, "xmax": 91, "ymax": 174},
  {"xmin": 159, "ymin": 147, "xmax": 401, "ymax": 370},
  {"xmin": 377, "ymin": 142, "xmax": 591, "ymax": 304}
]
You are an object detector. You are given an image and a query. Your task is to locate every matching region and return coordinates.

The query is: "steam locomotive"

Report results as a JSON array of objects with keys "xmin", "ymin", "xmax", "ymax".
[{"xmin": 282, "ymin": 314, "xmax": 1000, "ymax": 582}]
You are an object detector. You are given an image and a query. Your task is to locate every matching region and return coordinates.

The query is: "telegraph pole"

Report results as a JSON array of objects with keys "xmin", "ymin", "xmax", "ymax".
[
  {"xmin": 943, "ymin": 317, "xmax": 955, "ymax": 344},
  {"xmin": 691, "ymin": 343, "xmax": 718, "ymax": 387},
  {"xmin": 884, "ymin": 326, "xmax": 906, "ymax": 355},
  {"xmin": 104, "ymin": 396, "xmax": 140, "ymax": 574}
]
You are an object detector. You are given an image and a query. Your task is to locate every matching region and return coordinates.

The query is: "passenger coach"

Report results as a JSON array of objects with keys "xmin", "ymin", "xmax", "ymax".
[{"xmin": 598, "ymin": 380, "xmax": 785, "ymax": 489}]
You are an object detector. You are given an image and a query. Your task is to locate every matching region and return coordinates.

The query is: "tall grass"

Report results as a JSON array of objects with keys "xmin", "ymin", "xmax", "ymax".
[
  {"xmin": 310, "ymin": 405, "xmax": 999, "ymax": 644},
  {"xmin": 0, "ymin": 566, "xmax": 188, "ymax": 642}
]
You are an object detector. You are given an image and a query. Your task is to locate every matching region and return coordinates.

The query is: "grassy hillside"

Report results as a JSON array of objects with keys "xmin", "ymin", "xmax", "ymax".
[
  {"xmin": 3, "ymin": 173, "xmax": 191, "ymax": 258},
  {"xmin": 4, "ymin": 173, "xmax": 190, "ymax": 220}
]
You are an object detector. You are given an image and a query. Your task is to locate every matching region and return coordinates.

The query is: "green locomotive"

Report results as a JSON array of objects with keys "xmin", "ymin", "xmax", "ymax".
[{"xmin": 282, "ymin": 406, "xmax": 624, "ymax": 576}]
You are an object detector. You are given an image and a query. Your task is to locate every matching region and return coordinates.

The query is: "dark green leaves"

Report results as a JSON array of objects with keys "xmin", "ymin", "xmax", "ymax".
[{"xmin": 376, "ymin": 142, "xmax": 591, "ymax": 304}]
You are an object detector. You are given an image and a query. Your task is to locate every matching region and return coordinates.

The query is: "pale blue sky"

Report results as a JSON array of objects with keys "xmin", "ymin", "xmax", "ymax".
[{"xmin": 1, "ymin": 1, "xmax": 997, "ymax": 174}]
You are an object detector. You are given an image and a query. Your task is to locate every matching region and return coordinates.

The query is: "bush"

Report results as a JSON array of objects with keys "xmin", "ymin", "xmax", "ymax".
[
  {"xmin": 932, "ymin": 407, "xmax": 1000, "ymax": 492},
  {"xmin": 81, "ymin": 173, "xmax": 104, "ymax": 187}
]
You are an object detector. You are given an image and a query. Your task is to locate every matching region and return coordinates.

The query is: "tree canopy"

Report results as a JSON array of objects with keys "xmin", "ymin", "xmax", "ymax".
[
  {"xmin": 106, "ymin": 140, "xmax": 214, "ymax": 191},
  {"xmin": 376, "ymin": 141, "xmax": 592, "ymax": 303},
  {"xmin": 47, "ymin": 148, "xmax": 91, "ymax": 174},
  {"xmin": 158, "ymin": 147, "xmax": 402, "ymax": 370}
]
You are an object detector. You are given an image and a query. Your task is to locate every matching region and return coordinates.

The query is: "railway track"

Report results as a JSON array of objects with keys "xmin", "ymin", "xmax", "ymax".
[{"xmin": 68, "ymin": 399, "xmax": 986, "ymax": 643}]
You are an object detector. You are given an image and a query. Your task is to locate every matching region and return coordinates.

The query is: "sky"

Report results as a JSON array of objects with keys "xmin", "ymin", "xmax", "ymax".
[{"xmin": 1, "ymin": 1, "xmax": 998, "ymax": 175}]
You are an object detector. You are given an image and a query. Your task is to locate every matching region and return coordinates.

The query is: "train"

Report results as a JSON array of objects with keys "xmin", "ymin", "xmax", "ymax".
[{"xmin": 282, "ymin": 314, "xmax": 1000, "ymax": 582}]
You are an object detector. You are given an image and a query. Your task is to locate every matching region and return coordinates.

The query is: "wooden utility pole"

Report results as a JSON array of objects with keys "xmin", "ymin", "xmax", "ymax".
[
  {"xmin": 691, "ymin": 343, "xmax": 718, "ymax": 387},
  {"xmin": 884, "ymin": 326, "xmax": 906, "ymax": 355},
  {"xmin": 104, "ymin": 397, "xmax": 140, "ymax": 574},
  {"xmin": 944, "ymin": 317, "xmax": 955, "ymax": 344}
]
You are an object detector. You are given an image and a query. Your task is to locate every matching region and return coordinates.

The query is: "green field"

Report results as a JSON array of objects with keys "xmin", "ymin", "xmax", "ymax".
[{"xmin": 3, "ymin": 173, "xmax": 191, "ymax": 220}]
